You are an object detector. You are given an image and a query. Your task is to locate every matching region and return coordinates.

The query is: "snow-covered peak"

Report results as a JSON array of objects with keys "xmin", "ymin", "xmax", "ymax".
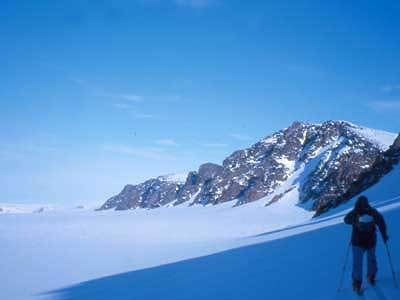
[
  {"xmin": 347, "ymin": 124, "xmax": 397, "ymax": 150},
  {"xmin": 315, "ymin": 120, "xmax": 396, "ymax": 150},
  {"xmin": 260, "ymin": 120, "xmax": 397, "ymax": 150}
]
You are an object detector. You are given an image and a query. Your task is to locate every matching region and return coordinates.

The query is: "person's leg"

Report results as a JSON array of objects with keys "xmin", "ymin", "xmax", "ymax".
[
  {"xmin": 352, "ymin": 246, "xmax": 365, "ymax": 290},
  {"xmin": 367, "ymin": 247, "xmax": 377, "ymax": 284}
]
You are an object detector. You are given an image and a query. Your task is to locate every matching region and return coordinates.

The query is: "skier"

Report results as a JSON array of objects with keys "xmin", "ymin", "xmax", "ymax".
[{"xmin": 344, "ymin": 195, "xmax": 389, "ymax": 293}]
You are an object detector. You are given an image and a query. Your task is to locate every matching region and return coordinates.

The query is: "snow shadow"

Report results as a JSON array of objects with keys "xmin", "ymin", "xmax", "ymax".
[{"xmin": 44, "ymin": 223, "xmax": 354, "ymax": 300}]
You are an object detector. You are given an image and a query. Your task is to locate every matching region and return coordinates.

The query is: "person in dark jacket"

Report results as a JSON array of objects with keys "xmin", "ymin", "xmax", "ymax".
[{"xmin": 344, "ymin": 195, "xmax": 389, "ymax": 292}]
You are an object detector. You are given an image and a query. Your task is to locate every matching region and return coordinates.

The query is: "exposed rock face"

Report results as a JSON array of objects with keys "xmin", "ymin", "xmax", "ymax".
[
  {"xmin": 387, "ymin": 134, "xmax": 400, "ymax": 159},
  {"xmin": 99, "ymin": 121, "xmax": 399, "ymax": 215},
  {"xmin": 100, "ymin": 177, "xmax": 182, "ymax": 210},
  {"xmin": 333, "ymin": 133, "xmax": 400, "ymax": 215},
  {"xmin": 173, "ymin": 163, "xmax": 224, "ymax": 206}
]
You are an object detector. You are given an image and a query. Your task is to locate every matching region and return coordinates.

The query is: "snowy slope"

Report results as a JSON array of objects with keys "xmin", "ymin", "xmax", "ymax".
[
  {"xmin": 1, "ymin": 167, "xmax": 399, "ymax": 300},
  {"xmin": 45, "ymin": 204, "xmax": 400, "ymax": 300},
  {"xmin": 348, "ymin": 122, "xmax": 397, "ymax": 150}
]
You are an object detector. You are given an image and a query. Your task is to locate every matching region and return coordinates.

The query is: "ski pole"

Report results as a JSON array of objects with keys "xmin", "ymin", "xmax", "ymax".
[
  {"xmin": 385, "ymin": 242, "xmax": 399, "ymax": 288},
  {"xmin": 338, "ymin": 241, "xmax": 351, "ymax": 292}
]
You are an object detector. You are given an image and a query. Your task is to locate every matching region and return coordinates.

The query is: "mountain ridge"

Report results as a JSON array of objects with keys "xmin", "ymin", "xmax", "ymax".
[{"xmin": 100, "ymin": 120, "xmax": 399, "ymax": 214}]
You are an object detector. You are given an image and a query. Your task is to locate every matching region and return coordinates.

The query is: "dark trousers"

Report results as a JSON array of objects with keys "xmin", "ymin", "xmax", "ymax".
[{"xmin": 352, "ymin": 246, "xmax": 377, "ymax": 282}]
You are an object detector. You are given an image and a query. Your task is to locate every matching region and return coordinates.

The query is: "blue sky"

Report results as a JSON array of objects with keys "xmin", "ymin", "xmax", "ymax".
[{"xmin": 1, "ymin": 0, "xmax": 400, "ymax": 205}]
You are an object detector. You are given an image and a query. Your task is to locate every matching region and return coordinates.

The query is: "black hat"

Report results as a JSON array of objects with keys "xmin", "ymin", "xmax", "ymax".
[{"xmin": 355, "ymin": 195, "xmax": 369, "ymax": 212}]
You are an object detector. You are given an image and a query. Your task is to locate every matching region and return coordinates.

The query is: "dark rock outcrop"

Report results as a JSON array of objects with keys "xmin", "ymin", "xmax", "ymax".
[
  {"xmin": 100, "ymin": 177, "xmax": 182, "ymax": 210},
  {"xmin": 324, "ymin": 133, "xmax": 400, "ymax": 215}
]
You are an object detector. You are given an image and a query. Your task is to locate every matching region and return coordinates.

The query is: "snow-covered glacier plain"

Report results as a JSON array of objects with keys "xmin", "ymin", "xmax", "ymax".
[{"xmin": 1, "ymin": 166, "xmax": 400, "ymax": 300}]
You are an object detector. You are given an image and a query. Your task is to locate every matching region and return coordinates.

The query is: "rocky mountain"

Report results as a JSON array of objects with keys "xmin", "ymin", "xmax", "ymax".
[
  {"xmin": 337, "ymin": 133, "xmax": 400, "ymax": 213},
  {"xmin": 100, "ymin": 120, "xmax": 399, "ymax": 215}
]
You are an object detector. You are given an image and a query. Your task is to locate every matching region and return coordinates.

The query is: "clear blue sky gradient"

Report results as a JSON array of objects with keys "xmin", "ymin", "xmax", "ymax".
[{"xmin": 1, "ymin": 0, "xmax": 400, "ymax": 204}]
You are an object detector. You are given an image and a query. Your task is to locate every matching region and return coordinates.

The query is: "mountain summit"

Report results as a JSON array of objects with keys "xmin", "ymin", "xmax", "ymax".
[{"xmin": 100, "ymin": 121, "xmax": 399, "ymax": 215}]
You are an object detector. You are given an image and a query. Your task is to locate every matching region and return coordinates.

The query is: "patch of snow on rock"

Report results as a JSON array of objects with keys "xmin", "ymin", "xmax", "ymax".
[
  {"xmin": 348, "ymin": 124, "xmax": 397, "ymax": 150},
  {"xmin": 158, "ymin": 173, "xmax": 188, "ymax": 183}
]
